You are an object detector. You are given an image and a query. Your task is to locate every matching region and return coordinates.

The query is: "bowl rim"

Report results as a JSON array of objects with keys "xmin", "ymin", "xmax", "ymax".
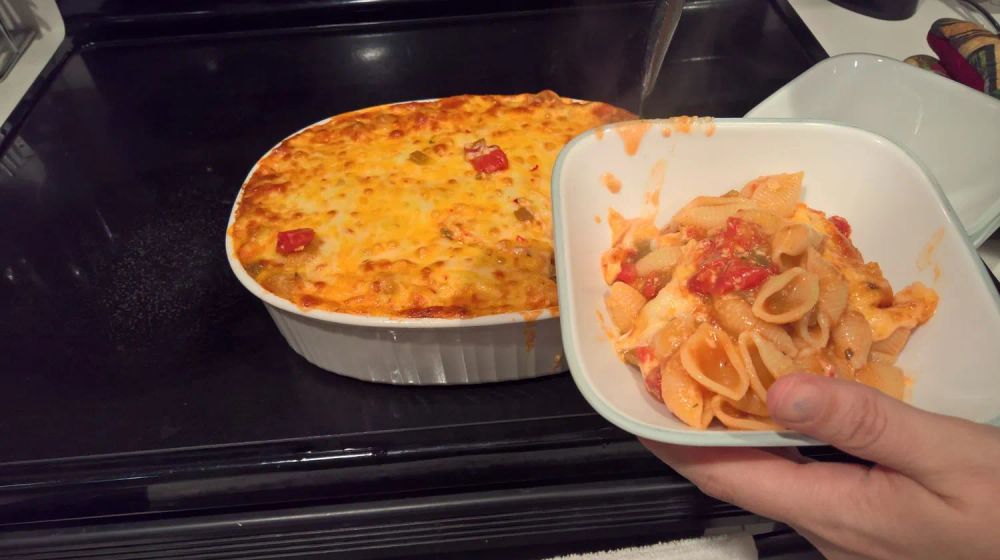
[
  {"xmin": 551, "ymin": 117, "xmax": 1000, "ymax": 445},
  {"xmin": 750, "ymin": 53, "xmax": 1000, "ymax": 114},
  {"xmin": 745, "ymin": 52, "xmax": 1000, "ymax": 246},
  {"xmin": 224, "ymin": 97, "xmax": 590, "ymax": 329}
]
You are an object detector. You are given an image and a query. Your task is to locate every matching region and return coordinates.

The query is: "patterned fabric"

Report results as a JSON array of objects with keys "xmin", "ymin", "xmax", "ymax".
[{"xmin": 926, "ymin": 18, "xmax": 1000, "ymax": 99}]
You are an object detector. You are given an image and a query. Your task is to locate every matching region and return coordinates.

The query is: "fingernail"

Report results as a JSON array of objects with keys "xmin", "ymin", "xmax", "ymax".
[{"xmin": 772, "ymin": 377, "xmax": 824, "ymax": 423}]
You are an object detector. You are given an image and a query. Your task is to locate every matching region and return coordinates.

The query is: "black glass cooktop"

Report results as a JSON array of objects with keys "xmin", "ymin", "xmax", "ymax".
[
  {"xmin": 0, "ymin": 2, "xmax": 846, "ymax": 556},
  {"xmin": 1, "ymin": 0, "xmax": 816, "ymax": 464}
]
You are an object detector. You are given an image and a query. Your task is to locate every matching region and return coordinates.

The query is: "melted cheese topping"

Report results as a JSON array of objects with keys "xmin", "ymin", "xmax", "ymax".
[
  {"xmin": 601, "ymin": 173, "xmax": 939, "ymax": 429},
  {"xmin": 230, "ymin": 91, "xmax": 633, "ymax": 317},
  {"xmin": 790, "ymin": 206, "xmax": 936, "ymax": 340},
  {"xmin": 622, "ymin": 242, "xmax": 707, "ymax": 348}
]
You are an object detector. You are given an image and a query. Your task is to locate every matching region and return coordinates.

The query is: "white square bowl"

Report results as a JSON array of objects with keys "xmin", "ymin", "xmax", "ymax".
[
  {"xmin": 552, "ymin": 119, "xmax": 1000, "ymax": 446},
  {"xmin": 746, "ymin": 53, "xmax": 1000, "ymax": 247}
]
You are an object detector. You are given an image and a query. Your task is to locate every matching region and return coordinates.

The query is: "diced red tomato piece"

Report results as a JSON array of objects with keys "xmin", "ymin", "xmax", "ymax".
[
  {"xmin": 276, "ymin": 228, "xmax": 315, "ymax": 254},
  {"xmin": 687, "ymin": 260, "xmax": 724, "ymax": 296},
  {"xmin": 722, "ymin": 217, "xmax": 768, "ymax": 253},
  {"xmin": 718, "ymin": 261, "xmax": 772, "ymax": 293},
  {"xmin": 687, "ymin": 257, "xmax": 772, "ymax": 296},
  {"xmin": 634, "ymin": 346, "xmax": 655, "ymax": 363},
  {"xmin": 616, "ymin": 261, "xmax": 638, "ymax": 284},
  {"xmin": 640, "ymin": 275, "xmax": 662, "ymax": 299},
  {"xmin": 470, "ymin": 147, "xmax": 509, "ymax": 173},
  {"xmin": 830, "ymin": 215, "xmax": 852, "ymax": 238},
  {"xmin": 464, "ymin": 139, "xmax": 509, "ymax": 173},
  {"xmin": 643, "ymin": 367, "xmax": 664, "ymax": 402},
  {"xmin": 686, "ymin": 217, "xmax": 775, "ymax": 296}
]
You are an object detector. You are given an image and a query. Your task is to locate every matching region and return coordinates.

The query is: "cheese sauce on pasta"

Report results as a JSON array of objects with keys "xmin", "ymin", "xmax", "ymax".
[{"xmin": 601, "ymin": 172, "xmax": 938, "ymax": 430}]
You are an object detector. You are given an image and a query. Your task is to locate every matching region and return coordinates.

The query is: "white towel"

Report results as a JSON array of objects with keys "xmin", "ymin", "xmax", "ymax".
[{"xmin": 543, "ymin": 532, "xmax": 757, "ymax": 560}]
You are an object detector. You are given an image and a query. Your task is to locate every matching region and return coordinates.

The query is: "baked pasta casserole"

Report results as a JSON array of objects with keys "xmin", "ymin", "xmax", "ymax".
[{"xmin": 230, "ymin": 91, "xmax": 633, "ymax": 318}]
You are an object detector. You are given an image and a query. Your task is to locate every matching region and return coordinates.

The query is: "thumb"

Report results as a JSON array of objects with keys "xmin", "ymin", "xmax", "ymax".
[{"xmin": 767, "ymin": 373, "xmax": 981, "ymax": 489}]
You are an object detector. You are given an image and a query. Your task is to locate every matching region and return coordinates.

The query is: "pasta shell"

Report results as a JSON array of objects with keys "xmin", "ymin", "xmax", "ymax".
[
  {"xmin": 725, "ymin": 390, "xmax": 769, "ymax": 417},
  {"xmin": 654, "ymin": 231, "xmax": 686, "ymax": 248},
  {"xmin": 712, "ymin": 295, "xmax": 754, "ymax": 336},
  {"xmin": 735, "ymin": 208, "xmax": 784, "ymax": 236},
  {"xmin": 713, "ymin": 295, "xmax": 798, "ymax": 356},
  {"xmin": 791, "ymin": 349, "xmax": 825, "ymax": 376},
  {"xmin": 808, "ymin": 228, "xmax": 825, "ymax": 248},
  {"xmin": 608, "ymin": 209, "xmax": 629, "ymax": 246},
  {"xmin": 671, "ymin": 196, "xmax": 754, "ymax": 233},
  {"xmin": 790, "ymin": 349, "xmax": 853, "ymax": 380},
  {"xmin": 741, "ymin": 172, "xmax": 803, "ymax": 218},
  {"xmin": 855, "ymin": 363, "xmax": 907, "ymax": 400},
  {"xmin": 652, "ymin": 317, "xmax": 696, "ymax": 362},
  {"xmin": 611, "ymin": 211, "xmax": 660, "ymax": 250},
  {"xmin": 869, "ymin": 351, "xmax": 897, "ymax": 365},
  {"xmin": 804, "ymin": 246, "xmax": 836, "ymax": 278},
  {"xmin": 679, "ymin": 323, "xmax": 749, "ymax": 401},
  {"xmin": 605, "ymin": 282, "xmax": 647, "ymax": 333},
  {"xmin": 771, "ymin": 224, "xmax": 811, "ymax": 271},
  {"xmin": 818, "ymin": 276, "xmax": 849, "ymax": 324},
  {"xmin": 643, "ymin": 366, "xmax": 664, "ymax": 402},
  {"xmin": 711, "ymin": 395, "xmax": 780, "ymax": 431},
  {"xmin": 738, "ymin": 331, "xmax": 794, "ymax": 402},
  {"xmin": 752, "ymin": 268, "xmax": 820, "ymax": 324},
  {"xmin": 871, "ymin": 327, "xmax": 911, "ymax": 357},
  {"xmin": 866, "ymin": 282, "xmax": 938, "ymax": 342},
  {"xmin": 600, "ymin": 246, "xmax": 627, "ymax": 285},
  {"xmin": 661, "ymin": 354, "xmax": 712, "ymax": 429},
  {"xmin": 701, "ymin": 392, "xmax": 716, "ymax": 428},
  {"xmin": 831, "ymin": 309, "xmax": 873, "ymax": 370},
  {"xmin": 825, "ymin": 350, "xmax": 856, "ymax": 381},
  {"xmin": 635, "ymin": 245, "xmax": 682, "ymax": 276},
  {"xmin": 794, "ymin": 309, "xmax": 832, "ymax": 350},
  {"xmin": 636, "ymin": 347, "xmax": 661, "ymax": 380},
  {"xmin": 803, "ymin": 247, "xmax": 849, "ymax": 322},
  {"xmin": 628, "ymin": 220, "xmax": 662, "ymax": 248}
]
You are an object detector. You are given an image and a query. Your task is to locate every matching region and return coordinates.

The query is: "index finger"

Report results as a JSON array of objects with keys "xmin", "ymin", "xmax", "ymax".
[{"xmin": 640, "ymin": 439, "xmax": 864, "ymax": 524}]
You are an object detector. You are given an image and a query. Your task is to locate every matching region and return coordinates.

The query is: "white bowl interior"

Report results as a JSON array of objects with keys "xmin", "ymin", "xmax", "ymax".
[
  {"xmin": 746, "ymin": 53, "xmax": 1000, "ymax": 247},
  {"xmin": 553, "ymin": 119, "xmax": 1000, "ymax": 446}
]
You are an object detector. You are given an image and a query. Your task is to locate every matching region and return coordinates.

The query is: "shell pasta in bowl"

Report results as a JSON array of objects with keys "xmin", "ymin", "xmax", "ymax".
[
  {"xmin": 601, "ymin": 172, "xmax": 937, "ymax": 430},
  {"xmin": 552, "ymin": 119, "xmax": 1000, "ymax": 446}
]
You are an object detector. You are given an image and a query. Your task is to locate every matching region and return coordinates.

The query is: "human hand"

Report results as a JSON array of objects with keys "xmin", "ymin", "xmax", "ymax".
[{"xmin": 641, "ymin": 373, "xmax": 1000, "ymax": 560}]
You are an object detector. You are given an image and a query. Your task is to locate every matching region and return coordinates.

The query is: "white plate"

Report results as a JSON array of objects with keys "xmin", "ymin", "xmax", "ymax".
[
  {"xmin": 552, "ymin": 118, "xmax": 1000, "ymax": 446},
  {"xmin": 746, "ymin": 53, "xmax": 1000, "ymax": 247}
]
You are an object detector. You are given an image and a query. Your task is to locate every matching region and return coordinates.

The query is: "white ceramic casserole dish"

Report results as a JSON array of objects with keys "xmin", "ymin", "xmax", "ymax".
[
  {"xmin": 552, "ymin": 118, "xmax": 1000, "ymax": 446},
  {"xmin": 225, "ymin": 111, "xmax": 565, "ymax": 385}
]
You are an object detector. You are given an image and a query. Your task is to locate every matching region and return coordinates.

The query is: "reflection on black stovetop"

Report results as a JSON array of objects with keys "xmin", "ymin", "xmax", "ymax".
[
  {"xmin": 0, "ymin": 3, "xmax": 835, "ymax": 557},
  {"xmin": 0, "ymin": 0, "xmax": 815, "ymax": 470}
]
